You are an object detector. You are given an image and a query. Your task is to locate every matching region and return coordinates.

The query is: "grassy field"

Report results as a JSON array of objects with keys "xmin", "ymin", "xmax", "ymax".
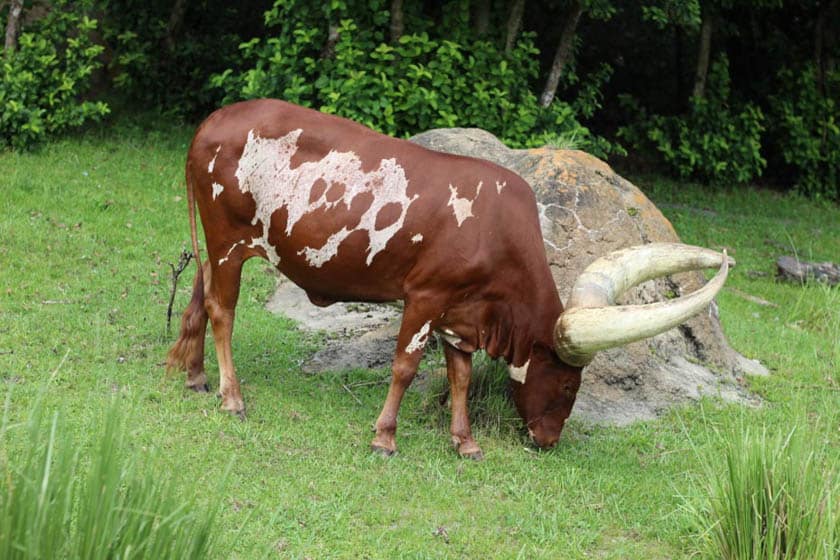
[{"xmin": 1, "ymin": 117, "xmax": 838, "ymax": 559}]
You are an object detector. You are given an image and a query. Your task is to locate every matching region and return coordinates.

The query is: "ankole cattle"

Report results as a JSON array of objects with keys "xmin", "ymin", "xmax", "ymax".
[{"xmin": 167, "ymin": 99, "xmax": 731, "ymax": 458}]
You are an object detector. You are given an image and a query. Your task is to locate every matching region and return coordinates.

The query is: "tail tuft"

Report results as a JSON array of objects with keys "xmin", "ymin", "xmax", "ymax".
[{"xmin": 166, "ymin": 159, "xmax": 207, "ymax": 375}]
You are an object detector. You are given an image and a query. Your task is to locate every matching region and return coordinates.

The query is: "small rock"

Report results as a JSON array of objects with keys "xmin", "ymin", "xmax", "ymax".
[{"xmin": 777, "ymin": 255, "xmax": 840, "ymax": 285}]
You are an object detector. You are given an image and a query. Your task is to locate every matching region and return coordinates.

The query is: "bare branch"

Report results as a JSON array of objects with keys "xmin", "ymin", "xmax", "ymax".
[
  {"xmin": 504, "ymin": 0, "xmax": 525, "ymax": 54},
  {"xmin": 4, "ymin": 0, "xmax": 23, "ymax": 54},
  {"xmin": 692, "ymin": 12, "xmax": 714, "ymax": 99},
  {"xmin": 539, "ymin": 0, "xmax": 583, "ymax": 107},
  {"xmin": 390, "ymin": 0, "xmax": 404, "ymax": 43},
  {"xmin": 166, "ymin": 250, "xmax": 194, "ymax": 334}
]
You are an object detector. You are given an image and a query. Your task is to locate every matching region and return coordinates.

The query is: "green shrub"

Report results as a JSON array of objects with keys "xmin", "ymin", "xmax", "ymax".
[
  {"xmin": 769, "ymin": 66, "xmax": 840, "ymax": 200},
  {"xmin": 685, "ymin": 423, "xmax": 839, "ymax": 559},
  {"xmin": 211, "ymin": 0, "xmax": 619, "ymax": 154},
  {"xmin": 619, "ymin": 56, "xmax": 766, "ymax": 184},
  {"xmin": 0, "ymin": 1, "xmax": 109, "ymax": 150},
  {"xmin": 0, "ymin": 395, "xmax": 219, "ymax": 559},
  {"xmin": 99, "ymin": 0, "xmax": 258, "ymax": 115}
]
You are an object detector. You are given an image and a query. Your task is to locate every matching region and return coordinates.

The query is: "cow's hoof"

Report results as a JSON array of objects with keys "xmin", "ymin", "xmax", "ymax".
[
  {"xmin": 452, "ymin": 437, "xmax": 483, "ymax": 460},
  {"xmin": 460, "ymin": 449, "xmax": 484, "ymax": 461},
  {"xmin": 220, "ymin": 398, "xmax": 246, "ymax": 420},
  {"xmin": 185, "ymin": 373, "xmax": 209, "ymax": 393},
  {"xmin": 371, "ymin": 444, "xmax": 396, "ymax": 457},
  {"xmin": 223, "ymin": 406, "xmax": 246, "ymax": 420}
]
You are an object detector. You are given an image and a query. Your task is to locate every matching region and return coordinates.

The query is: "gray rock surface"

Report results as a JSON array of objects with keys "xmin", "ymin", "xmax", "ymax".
[
  {"xmin": 267, "ymin": 128, "xmax": 767, "ymax": 425},
  {"xmin": 776, "ymin": 255, "xmax": 840, "ymax": 285},
  {"xmin": 265, "ymin": 280, "xmax": 399, "ymax": 373}
]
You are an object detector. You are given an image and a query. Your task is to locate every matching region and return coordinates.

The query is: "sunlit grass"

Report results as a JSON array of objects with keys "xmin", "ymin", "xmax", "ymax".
[{"xmin": 0, "ymin": 119, "xmax": 837, "ymax": 558}]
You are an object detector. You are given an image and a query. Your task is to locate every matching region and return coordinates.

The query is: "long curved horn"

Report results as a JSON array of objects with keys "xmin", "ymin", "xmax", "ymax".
[{"xmin": 554, "ymin": 243, "xmax": 731, "ymax": 367}]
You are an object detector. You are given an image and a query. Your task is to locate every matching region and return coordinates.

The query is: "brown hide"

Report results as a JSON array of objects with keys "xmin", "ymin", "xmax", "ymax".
[
  {"xmin": 170, "ymin": 99, "xmax": 581, "ymax": 455},
  {"xmin": 192, "ymin": 99, "xmax": 560, "ymax": 365}
]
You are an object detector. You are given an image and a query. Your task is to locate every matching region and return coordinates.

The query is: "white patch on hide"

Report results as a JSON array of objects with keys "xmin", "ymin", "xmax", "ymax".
[
  {"xmin": 447, "ymin": 181, "xmax": 482, "ymax": 227},
  {"xmin": 234, "ymin": 129, "xmax": 418, "ymax": 268},
  {"xmin": 212, "ymin": 182, "xmax": 224, "ymax": 200},
  {"xmin": 248, "ymin": 234, "xmax": 281, "ymax": 265},
  {"xmin": 208, "ymin": 145, "xmax": 221, "ymax": 173},
  {"xmin": 495, "ymin": 180, "xmax": 506, "ymax": 194},
  {"xmin": 297, "ymin": 227, "xmax": 350, "ymax": 268},
  {"xmin": 508, "ymin": 360, "xmax": 530, "ymax": 384},
  {"xmin": 411, "ymin": 233, "xmax": 423, "ymax": 244},
  {"xmin": 405, "ymin": 321, "xmax": 431, "ymax": 354},
  {"xmin": 217, "ymin": 235, "xmax": 282, "ymax": 267},
  {"xmin": 218, "ymin": 240, "xmax": 245, "ymax": 266},
  {"xmin": 437, "ymin": 328, "xmax": 462, "ymax": 348}
]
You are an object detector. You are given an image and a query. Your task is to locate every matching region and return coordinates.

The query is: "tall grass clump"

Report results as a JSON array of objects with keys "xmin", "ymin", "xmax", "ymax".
[
  {"xmin": 421, "ymin": 348, "xmax": 521, "ymax": 439},
  {"xmin": 685, "ymin": 422, "xmax": 839, "ymax": 559},
  {"xmin": 0, "ymin": 394, "xmax": 220, "ymax": 559}
]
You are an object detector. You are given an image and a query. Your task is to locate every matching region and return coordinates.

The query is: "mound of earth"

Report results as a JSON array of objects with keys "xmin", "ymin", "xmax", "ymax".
[{"xmin": 267, "ymin": 128, "xmax": 767, "ymax": 425}]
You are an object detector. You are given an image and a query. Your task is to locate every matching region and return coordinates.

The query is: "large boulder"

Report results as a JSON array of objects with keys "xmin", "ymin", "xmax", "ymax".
[{"xmin": 268, "ymin": 128, "xmax": 766, "ymax": 425}]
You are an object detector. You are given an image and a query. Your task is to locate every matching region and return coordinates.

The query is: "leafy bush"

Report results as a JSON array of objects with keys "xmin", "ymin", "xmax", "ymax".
[
  {"xmin": 0, "ymin": 1, "xmax": 109, "ymax": 150},
  {"xmin": 685, "ymin": 423, "xmax": 839, "ymax": 559},
  {"xmin": 211, "ymin": 0, "xmax": 618, "ymax": 154},
  {"xmin": 619, "ymin": 57, "xmax": 766, "ymax": 184},
  {"xmin": 768, "ymin": 66, "xmax": 840, "ymax": 200},
  {"xmin": 99, "ymin": 0, "xmax": 261, "ymax": 116},
  {"xmin": 0, "ymin": 395, "xmax": 219, "ymax": 559}
]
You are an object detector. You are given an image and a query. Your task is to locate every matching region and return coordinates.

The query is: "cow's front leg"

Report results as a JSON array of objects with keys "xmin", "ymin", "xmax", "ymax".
[
  {"xmin": 371, "ymin": 311, "xmax": 431, "ymax": 455},
  {"xmin": 444, "ymin": 343, "xmax": 482, "ymax": 460},
  {"xmin": 205, "ymin": 258, "xmax": 245, "ymax": 418}
]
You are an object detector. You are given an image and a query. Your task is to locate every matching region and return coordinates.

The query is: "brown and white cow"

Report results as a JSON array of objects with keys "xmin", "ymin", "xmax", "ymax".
[{"xmin": 167, "ymin": 99, "xmax": 730, "ymax": 458}]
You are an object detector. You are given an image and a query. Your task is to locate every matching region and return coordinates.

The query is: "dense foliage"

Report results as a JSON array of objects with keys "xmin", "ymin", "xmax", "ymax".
[
  {"xmin": 618, "ymin": 57, "xmax": 766, "ymax": 184},
  {"xmin": 1, "ymin": 0, "xmax": 838, "ymax": 198},
  {"xmin": 768, "ymin": 66, "xmax": 840, "ymax": 199},
  {"xmin": 0, "ymin": 1, "xmax": 108, "ymax": 149},
  {"xmin": 209, "ymin": 0, "xmax": 614, "ymax": 153},
  {"xmin": 98, "ymin": 0, "xmax": 266, "ymax": 113}
]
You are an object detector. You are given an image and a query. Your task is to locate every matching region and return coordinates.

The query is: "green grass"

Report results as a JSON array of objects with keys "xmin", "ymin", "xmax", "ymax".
[
  {"xmin": 0, "ymin": 389, "xmax": 220, "ymax": 559},
  {"xmin": 0, "ymin": 119, "xmax": 838, "ymax": 558},
  {"xmin": 684, "ymin": 421, "xmax": 839, "ymax": 559}
]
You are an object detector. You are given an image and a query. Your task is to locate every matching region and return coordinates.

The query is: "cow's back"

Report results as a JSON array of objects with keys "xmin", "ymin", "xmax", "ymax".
[{"xmin": 189, "ymin": 99, "xmax": 547, "ymax": 309}]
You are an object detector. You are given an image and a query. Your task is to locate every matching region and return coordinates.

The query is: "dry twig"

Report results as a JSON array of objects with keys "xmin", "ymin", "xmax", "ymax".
[{"xmin": 166, "ymin": 250, "xmax": 193, "ymax": 334}]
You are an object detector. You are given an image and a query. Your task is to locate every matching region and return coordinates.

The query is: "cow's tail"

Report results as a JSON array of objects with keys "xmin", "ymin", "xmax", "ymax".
[
  {"xmin": 166, "ymin": 163, "xmax": 208, "ymax": 376},
  {"xmin": 186, "ymin": 161, "xmax": 203, "ymax": 280}
]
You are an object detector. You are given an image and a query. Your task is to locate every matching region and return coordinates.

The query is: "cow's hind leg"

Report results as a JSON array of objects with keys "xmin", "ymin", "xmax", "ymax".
[
  {"xmin": 205, "ymin": 257, "xmax": 246, "ymax": 417},
  {"xmin": 444, "ymin": 344, "xmax": 482, "ymax": 460},
  {"xmin": 371, "ymin": 304, "xmax": 435, "ymax": 456},
  {"xmin": 167, "ymin": 261, "xmax": 211, "ymax": 392}
]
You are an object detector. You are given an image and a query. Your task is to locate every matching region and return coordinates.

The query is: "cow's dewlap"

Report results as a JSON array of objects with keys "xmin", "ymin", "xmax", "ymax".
[{"xmin": 508, "ymin": 360, "xmax": 530, "ymax": 384}]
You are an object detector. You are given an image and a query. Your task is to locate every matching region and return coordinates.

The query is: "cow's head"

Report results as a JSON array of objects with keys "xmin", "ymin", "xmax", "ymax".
[
  {"xmin": 512, "ymin": 243, "xmax": 731, "ymax": 448},
  {"xmin": 510, "ymin": 343, "xmax": 582, "ymax": 447}
]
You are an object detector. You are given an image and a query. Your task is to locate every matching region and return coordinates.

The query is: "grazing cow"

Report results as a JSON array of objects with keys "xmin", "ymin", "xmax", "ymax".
[{"xmin": 167, "ymin": 99, "xmax": 730, "ymax": 458}]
